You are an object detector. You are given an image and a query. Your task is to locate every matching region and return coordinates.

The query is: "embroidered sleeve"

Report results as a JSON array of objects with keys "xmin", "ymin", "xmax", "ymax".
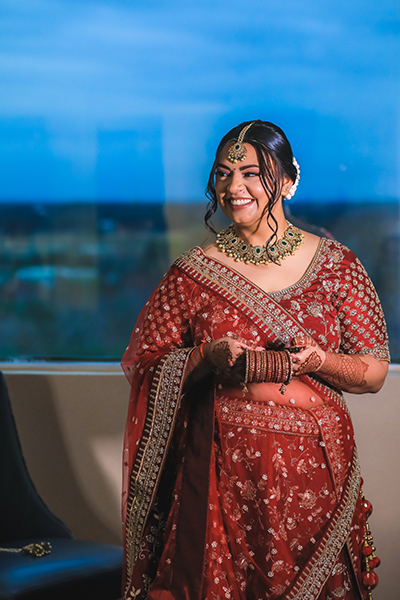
[{"xmin": 334, "ymin": 249, "xmax": 390, "ymax": 361}]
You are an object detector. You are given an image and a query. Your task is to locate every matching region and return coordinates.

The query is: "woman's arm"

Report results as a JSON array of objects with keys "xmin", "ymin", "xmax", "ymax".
[
  {"xmin": 317, "ymin": 352, "xmax": 388, "ymax": 393},
  {"xmin": 183, "ymin": 334, "xmax": 389, "ymax": 395},
  {"xmin": 290, "ymin": 335, "xmax": 389, "ymax": 394}
]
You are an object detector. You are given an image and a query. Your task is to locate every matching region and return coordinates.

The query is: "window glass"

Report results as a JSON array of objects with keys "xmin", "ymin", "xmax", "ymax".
[
  {"xmin": 1, "ymin": 0, "xmax": 399, "ymax": 361},
  {"xmin": 0, "ymin": 201, "xmax": 398, "ymax": 361}
]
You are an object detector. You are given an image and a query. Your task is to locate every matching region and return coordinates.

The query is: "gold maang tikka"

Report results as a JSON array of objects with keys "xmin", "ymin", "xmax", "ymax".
[{"xmin": 227, "ymin": 122, "xmax": 255, "ymax": 163}]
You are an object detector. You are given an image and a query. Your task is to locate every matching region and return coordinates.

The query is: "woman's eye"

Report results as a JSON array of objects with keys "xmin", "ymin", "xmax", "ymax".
[
  {"xmin": 244, "ymin": 171, "xmax": 259, "ymax": 177},
  {"xmin": 216, "ymin": 170, "xmax": 229, "ymax": 178}
]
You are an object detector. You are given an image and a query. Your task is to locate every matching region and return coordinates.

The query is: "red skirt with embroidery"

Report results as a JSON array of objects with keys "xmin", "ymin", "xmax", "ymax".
[{"xmin": 147, "ymin": 396, "xmax": 362, "ymax": 600}]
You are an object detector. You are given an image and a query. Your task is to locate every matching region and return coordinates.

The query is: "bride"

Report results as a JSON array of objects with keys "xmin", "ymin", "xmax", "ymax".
[{"xmin": 121, "ymin": 120, "xmax": 389, "ymax": 600}]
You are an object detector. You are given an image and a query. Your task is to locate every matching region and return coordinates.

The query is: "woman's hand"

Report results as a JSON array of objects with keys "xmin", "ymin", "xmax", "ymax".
[
  {"xmin": 203, "ymin": 337, "xmax": 249, "ymax": 384},
  {"xmin": 183, "ymin": 337, "xmax": 249, "ymax": 393},
  {"xmin": 290, "ymin": 336, "xmax": 325, "ymax": 375},
  {"xmin": 289, "ymin": 335, "xmax": 388, "ymax": 394},
  {"xmin": 203, "ymin": 337, "xmax": 245, "ymax": 371}
]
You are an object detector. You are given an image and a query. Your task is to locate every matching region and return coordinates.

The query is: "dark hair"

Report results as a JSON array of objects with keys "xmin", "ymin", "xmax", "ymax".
[{"xmin": 205, "ymin": 120, "xmax": 297, "ymax": 246}]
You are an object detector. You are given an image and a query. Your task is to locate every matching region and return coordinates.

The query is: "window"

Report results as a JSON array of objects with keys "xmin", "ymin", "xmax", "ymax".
[{"xmin": 1, "ymin": 0, "xmax": 399, "ymax": 360}]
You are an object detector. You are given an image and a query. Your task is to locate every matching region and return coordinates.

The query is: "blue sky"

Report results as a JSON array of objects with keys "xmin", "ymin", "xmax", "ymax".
[{"xmin": 0, "ymin": 0, "xmax": 399, "ymax": 201}]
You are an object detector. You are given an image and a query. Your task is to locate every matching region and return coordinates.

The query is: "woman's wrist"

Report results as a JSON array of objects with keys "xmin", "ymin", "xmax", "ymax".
[
  {"xmin": 244, "ymin": 349, "xmax": 293, "ymax": 385},
  {"xmin": 199, "ymin": 341, "xmax": 214, "ymax": 365},
  {"xmin": 198, "ymin": 341, "xmax": 207, "ymax": 360},
  {"xmin": 317, "ymin": 351, "xmax": 369, "ymax": 388},
  {"xmin": 195, "ymin": 342, "xmax": 211, "ymax": 373}
]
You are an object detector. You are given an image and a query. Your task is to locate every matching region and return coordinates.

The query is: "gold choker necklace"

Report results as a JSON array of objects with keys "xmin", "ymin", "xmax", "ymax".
[{"xmin": 216, "ymin": 222, "xmax": 304, "ymax": 265}]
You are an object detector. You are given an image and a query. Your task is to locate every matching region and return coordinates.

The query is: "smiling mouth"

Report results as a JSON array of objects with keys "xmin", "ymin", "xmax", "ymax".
[{"xmin": 230, "ymin": 198, "xmax": 254, "ymax": 206}]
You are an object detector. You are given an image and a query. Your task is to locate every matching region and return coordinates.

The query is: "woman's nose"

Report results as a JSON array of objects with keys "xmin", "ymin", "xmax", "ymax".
[{"xmin": 227, "ymin": 173, "xmax": 244, "ymax": 193}]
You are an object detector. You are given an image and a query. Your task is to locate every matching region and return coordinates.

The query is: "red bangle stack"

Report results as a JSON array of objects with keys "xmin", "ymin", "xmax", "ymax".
[{"xmin": 244, "ymin": 349, "xmax": 292, "ymax": 386}]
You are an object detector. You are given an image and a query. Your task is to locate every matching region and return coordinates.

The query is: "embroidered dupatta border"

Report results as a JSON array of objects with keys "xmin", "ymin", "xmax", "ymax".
[
  {"xmin": 285, "ymin": 450, "xmax": 361, "ymax": 600},
  {"xmin": 175, "ymin": 249, "xmax": 305, "ymax": 345},
  {"xmin": 124, "ymin": 347, "xmax": 192, "ymax": 596}
]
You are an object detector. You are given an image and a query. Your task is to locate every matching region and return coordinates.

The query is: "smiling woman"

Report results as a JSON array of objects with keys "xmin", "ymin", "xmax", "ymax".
[
  {"xmin": 206, "ymin": 121, "xmax": 298, "ymax": 246},
  {"xmin": 121, "ymin": 120, "xmax": 389, "ymax": 600},
  {"xmin": 205, "ymin": 121, "xmax": 323, "ymax": 295},
  {"xmin": 215, "ymin": 144, "xmax": 283, "ymax": 231}
]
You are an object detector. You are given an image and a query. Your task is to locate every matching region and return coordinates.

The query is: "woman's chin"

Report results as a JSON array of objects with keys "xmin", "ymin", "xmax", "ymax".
[{"xmin": 227, "ymin": 202, "xmax": 259, "ymax": 223}]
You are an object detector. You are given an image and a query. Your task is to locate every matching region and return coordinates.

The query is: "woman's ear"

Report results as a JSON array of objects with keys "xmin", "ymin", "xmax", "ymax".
[{"xmin": 282, "ymin": 176, "xmax": 293, "ymax": 196}]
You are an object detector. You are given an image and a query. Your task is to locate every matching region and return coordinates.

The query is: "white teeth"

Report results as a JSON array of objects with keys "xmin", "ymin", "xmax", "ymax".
[{"xmin": 230, "ymin": 198, "xmax": 253, "ymax": 206}]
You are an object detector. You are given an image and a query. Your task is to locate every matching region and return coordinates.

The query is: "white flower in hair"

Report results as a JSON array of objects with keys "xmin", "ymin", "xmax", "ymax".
[{"xmin": 284, "ymin": 157, "xmax": 300, "ymax": 200}]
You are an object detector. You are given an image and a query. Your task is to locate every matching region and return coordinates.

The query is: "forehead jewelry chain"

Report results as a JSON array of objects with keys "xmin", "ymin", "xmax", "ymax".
[{"xmin": 227, "ymin": 122, "xmax": 255, "ymax": 163}]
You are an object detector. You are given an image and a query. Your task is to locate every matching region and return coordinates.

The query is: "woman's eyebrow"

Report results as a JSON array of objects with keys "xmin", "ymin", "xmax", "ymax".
[
  {"xmin": 216, "ymin": 163, "xmax": 260, "ymax": 171},
  {"xmin": 239, "ymin": 164, "xmax": 259, "ymax": 170}
]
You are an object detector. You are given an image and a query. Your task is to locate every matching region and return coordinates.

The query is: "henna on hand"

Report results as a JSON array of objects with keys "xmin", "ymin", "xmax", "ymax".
[
  {"xmin": 291, "ymin": 336, "xmax": 324, "ymax": 376},
  {"xmin": 291, "ymin": 335, "xmax": 317, "ymax": 349},
  {"xmin": 210, "ymin": 340, "xmax": 234, "ymax": 371},
  {"xmin": 227, "ymin": 351, "xmax": 246, "ymax": 385},
  {"xmin": 319, "ymin": 353, "xmax": 369, "ymax": 388},
  {"xmin": 231, "ymin": 335, "xmax": 258, "ymax": 349},
  {"xmin": 185, "ymin": 337, "xmax": 249, "ymax": 390},
  {"xmin": 295, "ymin": 351, "xmax": 323, "ymax": 375}
]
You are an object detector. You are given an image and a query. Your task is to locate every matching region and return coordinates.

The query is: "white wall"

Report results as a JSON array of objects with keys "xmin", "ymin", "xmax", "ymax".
[
  {"xmin": 2, "ymin": 363, "xmax": 399, "ymax": 600},
  {"xmin": 345, "ymin": 368, "xmax": 400, "ymax": 600},
  {"xmin": 3, "ymin": 363, "xmax": 129, "ymax": 547}
]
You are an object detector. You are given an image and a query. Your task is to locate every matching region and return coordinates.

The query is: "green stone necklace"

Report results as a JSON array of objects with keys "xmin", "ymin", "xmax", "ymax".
[{"xmin": 215, "ymin": 221, "xmax": 304, "ymax": 265}]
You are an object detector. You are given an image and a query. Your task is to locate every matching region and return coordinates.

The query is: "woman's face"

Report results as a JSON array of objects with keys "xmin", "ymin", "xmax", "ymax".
[{"xmin": 215, "ymin": 143, "xmax": 283, "ymax": 228}]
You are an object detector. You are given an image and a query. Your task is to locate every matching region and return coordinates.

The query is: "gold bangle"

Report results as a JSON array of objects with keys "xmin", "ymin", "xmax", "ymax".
[
  {"xmin": 245, "ymin": 347, "xmax": 250, "ymax": 383},
  {"xmin": 283, "ymin": 349, "xmax": 293, "ymax": 386}
]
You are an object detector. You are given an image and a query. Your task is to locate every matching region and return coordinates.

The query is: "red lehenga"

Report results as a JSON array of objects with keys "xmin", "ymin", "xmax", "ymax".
[{"xmin": 121, "ymin": 238, "xmax": 390, "ymax": 600}]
